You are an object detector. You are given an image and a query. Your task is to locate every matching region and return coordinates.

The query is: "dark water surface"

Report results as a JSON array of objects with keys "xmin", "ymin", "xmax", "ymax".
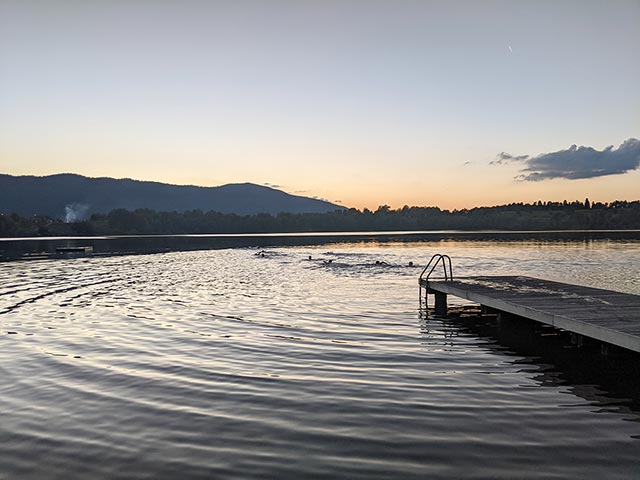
[{"xmin": 1, "ymin": 234, "xmax": 640, "ymax": 479}]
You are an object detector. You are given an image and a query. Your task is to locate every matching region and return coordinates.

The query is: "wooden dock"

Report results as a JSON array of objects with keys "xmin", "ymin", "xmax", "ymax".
[{"xmin": 421, "ymin": 276, "xmax": 640, "ymax": 353}]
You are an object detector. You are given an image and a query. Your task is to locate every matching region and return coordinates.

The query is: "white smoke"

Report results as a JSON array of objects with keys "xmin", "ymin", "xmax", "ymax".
[{"xmin": 64, "ymin": 203, "xmax": 90, "ymax": 223}]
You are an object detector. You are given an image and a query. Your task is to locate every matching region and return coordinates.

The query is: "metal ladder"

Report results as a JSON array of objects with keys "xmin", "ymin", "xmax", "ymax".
[{"xmin": 419, "ymin": 254, "xmax": 453, "ymax": 313}]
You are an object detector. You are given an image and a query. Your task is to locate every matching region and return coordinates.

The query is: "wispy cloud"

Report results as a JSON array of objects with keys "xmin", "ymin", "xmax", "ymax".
[
  {"xmin": 263, "ymin": 182, "xmax": 283, "ymax": 189},
  {"xmin": 494, "ymin": 138, "xmax": 640, "ymax": 181},
  {"xmin": 491, "ymin": 152, "xmax": 529, "ymax": 165}
]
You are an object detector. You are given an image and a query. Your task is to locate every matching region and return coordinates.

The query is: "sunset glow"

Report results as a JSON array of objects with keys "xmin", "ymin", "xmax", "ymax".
[{"xmin": 1, "ymin": 1, "xmax": 638, "ymax": 210}]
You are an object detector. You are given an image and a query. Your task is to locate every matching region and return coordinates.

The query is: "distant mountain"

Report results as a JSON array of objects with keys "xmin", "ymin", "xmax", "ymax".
[{"xmin": 0, "ymin": 173, "xmax": 344, "ymax": 219}]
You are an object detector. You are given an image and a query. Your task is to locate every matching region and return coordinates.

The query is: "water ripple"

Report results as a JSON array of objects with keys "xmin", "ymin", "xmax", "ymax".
[{"xmin": 1, "ymin": 240, "xmax": 640, "ymax": 478}]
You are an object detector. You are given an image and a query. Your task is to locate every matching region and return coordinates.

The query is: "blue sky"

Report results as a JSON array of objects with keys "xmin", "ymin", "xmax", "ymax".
[{"xmin": 1, "ymin": 0, "xmax": 638, "ymax": 209}]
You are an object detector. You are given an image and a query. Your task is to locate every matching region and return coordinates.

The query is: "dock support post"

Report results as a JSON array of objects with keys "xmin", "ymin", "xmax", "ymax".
[
  {"xmin": 570, "ymin": 333, "xmax": 584, "ymax": 347},
  {"xmin": 434, "ymin": 292, "xmax": 448, "ymax": 316}
]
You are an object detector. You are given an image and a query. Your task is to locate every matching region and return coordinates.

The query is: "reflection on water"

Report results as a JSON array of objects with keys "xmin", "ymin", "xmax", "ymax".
[
  {"xmin": 2, "ymin": 229, "xmax": 640, "ymax": 260},
  {"xmin": 1, "ymin": 235, "xmax": 640, "ymax": 479},
  {"xmin": 442, "ymin": 307, "xmax": 640, "ymax": 417}
]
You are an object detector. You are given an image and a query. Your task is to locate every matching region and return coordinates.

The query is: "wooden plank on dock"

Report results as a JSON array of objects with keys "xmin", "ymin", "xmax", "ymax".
[{"xmin": 421, "ymin": 276, "xmax": 640, "ymax": 353}]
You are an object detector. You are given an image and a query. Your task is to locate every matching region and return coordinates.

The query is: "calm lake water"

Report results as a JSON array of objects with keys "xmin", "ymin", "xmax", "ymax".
[{"xmin": 1, "ymin": 233, "xmax": 640, "ymax": 479}]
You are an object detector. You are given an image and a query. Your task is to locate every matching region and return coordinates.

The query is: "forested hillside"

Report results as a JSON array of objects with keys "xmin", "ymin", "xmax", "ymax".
[
  {"xmin": 2, "ymin": 199, "xmax": 639, "ymax": 237},
  {"xmin": 0, "ymin": 173, "xmax": 342, "ymax": 217}
]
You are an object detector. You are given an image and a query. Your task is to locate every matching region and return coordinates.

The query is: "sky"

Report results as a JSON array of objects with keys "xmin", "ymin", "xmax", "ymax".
[{"xmin": 1, "ymin": 0, "xmax": 639, "ymax": 210}]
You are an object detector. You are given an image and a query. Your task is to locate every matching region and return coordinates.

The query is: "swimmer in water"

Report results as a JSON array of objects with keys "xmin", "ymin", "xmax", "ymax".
[{"xmin": 408, "ymin": 261, "xmax": 414, "ymax": 267}]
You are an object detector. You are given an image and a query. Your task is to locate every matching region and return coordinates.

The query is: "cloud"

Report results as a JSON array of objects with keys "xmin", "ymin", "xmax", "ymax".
[
  {"xmin": 491, "ymin": 152, "xmax": 529, "ymax": 165},
  {"xmin": 494, "ymin": 138, "xmax": 640, "ymax": 181},
  {"xmin": 263, "ymin": 182, "xmax": 283, "ymax": 189}
]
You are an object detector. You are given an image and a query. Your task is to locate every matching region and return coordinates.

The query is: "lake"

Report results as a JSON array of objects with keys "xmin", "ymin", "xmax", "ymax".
[{"xmin": 1, "ymin": 232, "xmax": 640, "ymax": 479}]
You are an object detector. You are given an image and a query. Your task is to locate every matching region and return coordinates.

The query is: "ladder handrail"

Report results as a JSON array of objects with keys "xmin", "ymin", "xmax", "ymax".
[
  {"xmin": 419, "ymin": 254, "xmax": 453, "ymax": 283},
  {"xmin": 419, "ymin": 254, "xmax": 453, "ymax": 314}
]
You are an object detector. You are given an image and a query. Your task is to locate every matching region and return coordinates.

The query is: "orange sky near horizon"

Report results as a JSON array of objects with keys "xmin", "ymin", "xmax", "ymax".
[{"xmin": 1, "ymin": 1, "xmax": 639, "ymax": 211}]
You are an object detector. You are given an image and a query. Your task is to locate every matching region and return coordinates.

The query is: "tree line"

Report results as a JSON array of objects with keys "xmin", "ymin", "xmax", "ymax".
[{"xmin": 1, "ymin": 199, "xmax": 639, "ymax": 237}]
